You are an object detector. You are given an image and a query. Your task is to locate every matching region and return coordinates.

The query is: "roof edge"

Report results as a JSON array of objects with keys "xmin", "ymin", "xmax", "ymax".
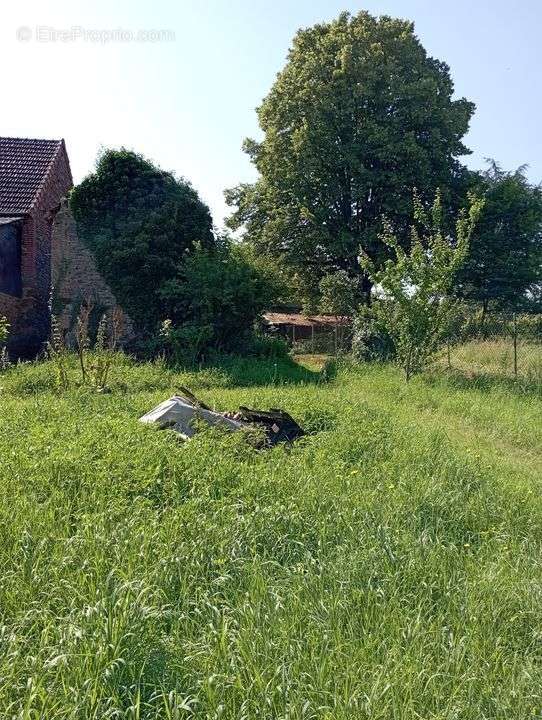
[{"xmin": 28, "ymin": 138, "xmax": 73, "ymax": 213}]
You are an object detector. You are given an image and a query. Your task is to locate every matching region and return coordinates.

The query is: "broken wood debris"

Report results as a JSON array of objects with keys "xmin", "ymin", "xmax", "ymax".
[{"xmin": 139, "ymin": 388, "xmax": 305, "ymax": 447}]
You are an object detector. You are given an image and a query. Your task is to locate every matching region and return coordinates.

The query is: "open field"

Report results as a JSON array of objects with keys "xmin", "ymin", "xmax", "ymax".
[{"xmin": 1, "ymin": 355, "xmax": 542, "ymax": 718}]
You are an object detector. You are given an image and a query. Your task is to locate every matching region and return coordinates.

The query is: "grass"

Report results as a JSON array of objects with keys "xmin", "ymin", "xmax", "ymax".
[
  {"xmin": 1, "ymin": 353, "xmax": 542, "ymax": 718},
  {"xmin": 442, "ymin": 338, "xmax": 542, "ymax": 386}
]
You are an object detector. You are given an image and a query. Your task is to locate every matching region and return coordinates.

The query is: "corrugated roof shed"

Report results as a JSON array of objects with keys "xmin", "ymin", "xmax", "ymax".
[{"xmin": 263, "ymin": 312, "xmax": 351, "ymax": 327}]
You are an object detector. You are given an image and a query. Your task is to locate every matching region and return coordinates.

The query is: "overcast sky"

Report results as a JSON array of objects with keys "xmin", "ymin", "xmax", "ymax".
[{"xmin": 1, "ymin": 0, "xmax": 540, "ymax": 229}]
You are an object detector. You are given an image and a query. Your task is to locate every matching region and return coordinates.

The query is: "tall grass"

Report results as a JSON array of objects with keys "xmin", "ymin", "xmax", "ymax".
[
  {"xmin": 442, "ymin": 338, "xmax": 542, "ymax": 386},
  {"xmin": 0, "ymin": 355, "xmax": 541, "ymax": 717}
]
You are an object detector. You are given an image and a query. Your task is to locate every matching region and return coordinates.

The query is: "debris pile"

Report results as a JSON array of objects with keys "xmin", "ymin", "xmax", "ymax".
[{"xmin": 140, "ymin": 387, "xmax": 305, "ymax": 447}]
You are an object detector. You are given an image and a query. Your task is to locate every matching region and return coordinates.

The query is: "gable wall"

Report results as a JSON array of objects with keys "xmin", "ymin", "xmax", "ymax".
[
  {"xmin": 0, "ymin": 146, "xmax": 73, "ymax": 356},
  {"xmin": 51, "ymin": 200, "xmax": 134, "ymax": 344}
]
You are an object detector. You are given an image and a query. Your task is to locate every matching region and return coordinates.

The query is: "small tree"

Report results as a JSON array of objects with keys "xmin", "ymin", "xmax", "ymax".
[{"xmin": 361, "ymin": 191, "xmax": 483, "ymax": 380}]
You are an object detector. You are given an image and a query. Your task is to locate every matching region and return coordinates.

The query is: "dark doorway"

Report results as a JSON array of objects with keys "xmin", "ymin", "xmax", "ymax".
[{"xmin": 0, "ymin": 218, "xmax": 22, "ymax": 297}]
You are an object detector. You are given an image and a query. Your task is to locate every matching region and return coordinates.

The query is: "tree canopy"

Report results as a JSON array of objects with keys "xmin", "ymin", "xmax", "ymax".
[
  {"xmin": 455, "ymin": 162, "xmax": 542, "ymax": 312},
  {"xmin": 70, "ymin": 149, "xmax": 214, "ymax": 331},
  {"xmin": 226, "ymin": 11, "xmax": 475, "ymax": 304}
]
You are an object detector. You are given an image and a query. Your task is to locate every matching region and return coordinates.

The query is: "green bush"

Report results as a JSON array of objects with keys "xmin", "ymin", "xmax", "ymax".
[
  {"xmin": 352, "ymin": 308, "xmax": 395, "ymax": 362},
  {"xmin": 159, "ymin": 242, "xmax": 281, "ymax": 360},
  {"xmin": 245, "ymin": 333, "xmax": 290, "ymax": 359}
]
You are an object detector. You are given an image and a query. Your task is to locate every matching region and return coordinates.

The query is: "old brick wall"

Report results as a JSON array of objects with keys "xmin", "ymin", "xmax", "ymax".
[
  {"xmin": 1, "ymin": 143, "xmax": 134, "ymax": 356},
  {"xmin": 0, "ymin": 145, "xmax": 74, "ymax": 356},
  {"xmin": 31, "ymin": 144, "xmax": 73, "ymax": 304},
  {"xmin": 0, "ymin": 219, "xmax": 46, "ymax": 356},
  {"xmin": 51, "ymin": 199, "xmax": 134, "ymax": 343}
]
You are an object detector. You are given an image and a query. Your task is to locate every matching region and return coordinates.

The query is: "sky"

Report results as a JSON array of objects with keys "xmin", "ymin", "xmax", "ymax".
[{"xmin": 1, "ymin": 0, "xmax": 540, "ymax": 229}]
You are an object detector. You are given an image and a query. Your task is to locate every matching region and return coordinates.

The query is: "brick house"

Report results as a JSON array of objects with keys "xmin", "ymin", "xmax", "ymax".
[
  {"xmin": 0, "ymin": 138, "xmax": 72, "ymax": 355},
  {"xmin": 0, "ymin": 137, "xmax": 131, "ymax": 356}
]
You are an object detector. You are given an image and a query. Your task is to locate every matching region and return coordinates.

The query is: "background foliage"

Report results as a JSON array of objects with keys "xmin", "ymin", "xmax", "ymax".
[
  {"xmin": 455, "ymin": 162, "xmax": 542, "ymax": 312},
  {"xmin": 70, "ymin": 149, "xmax": 214, "ymax": 333},
  {"xmin": 159, "ymin": 241, "xmax": 285, "ymax": 360}
]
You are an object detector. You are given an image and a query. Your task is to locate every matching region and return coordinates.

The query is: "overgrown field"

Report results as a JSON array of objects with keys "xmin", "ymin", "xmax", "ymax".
[
  {"xmin": 443, "ymin": 338, "xmax": 542, "ymax": 385},
  {"xmin": 1, "ymin": 355, "xmax": 541, "ymax": 718}
]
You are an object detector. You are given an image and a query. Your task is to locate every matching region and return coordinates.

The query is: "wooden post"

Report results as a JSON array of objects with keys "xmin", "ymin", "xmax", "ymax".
[
  {"xmin": 311, "ymin": 324, "xmax": 315, "ymax": 353},
  {"xmin": 513, "ymin": 313, "xmax": 518, "ymax": 379}
]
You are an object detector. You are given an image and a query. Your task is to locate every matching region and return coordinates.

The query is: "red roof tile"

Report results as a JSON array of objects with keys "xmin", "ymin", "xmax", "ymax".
[{"xmin": 0, "ymin": 137, "xmax": 65, "ymax": 215}]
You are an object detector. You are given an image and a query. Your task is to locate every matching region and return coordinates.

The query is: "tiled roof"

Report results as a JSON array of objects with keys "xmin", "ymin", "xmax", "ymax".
[{"xmin": 0, "ymin": 137, "xmax": 64, "ymax": 215}]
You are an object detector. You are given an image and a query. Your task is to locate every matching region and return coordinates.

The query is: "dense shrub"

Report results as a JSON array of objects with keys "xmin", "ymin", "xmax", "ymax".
[
  {"xmin": 158, "ymin": 242, "xmax": 282, "ymax": 361},
  {"xmin": 352, "ymin": 308, "xmax": 395, "ymax": 362},
  {"xmin": 244, "ymin": 333, "xmax": 290, "ymax": 359}
]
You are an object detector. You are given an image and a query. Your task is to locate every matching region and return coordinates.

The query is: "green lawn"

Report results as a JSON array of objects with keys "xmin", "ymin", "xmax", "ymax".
[{"xmin": 1, "ymin": 355, "xmax": 541, "ymax": 718}]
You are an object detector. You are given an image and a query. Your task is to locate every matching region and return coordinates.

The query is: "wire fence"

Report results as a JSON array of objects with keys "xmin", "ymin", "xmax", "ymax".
[
  {"xmin": 275, "ymin": 308, "xmax": 542, "ymax": 386},
  {"xmin": 290, "ymin": 325, "xmax": 353, "ymax": 356},
  {"xmin": 442, "ymin": 311, "xmax": 542, "ymax": 384}
]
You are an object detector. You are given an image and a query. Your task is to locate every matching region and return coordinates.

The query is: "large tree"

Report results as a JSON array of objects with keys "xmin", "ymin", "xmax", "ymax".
[
  {"xmin": 226, "ymin": 11, "xmax": 474, "ymax": 303},
  {"xmin": 71, "ymin": 149, "xmax": 214, "ymax": 331},
  {"xmin": 455, "ymin": 162, "xmax": 542, "ymax": 313}
]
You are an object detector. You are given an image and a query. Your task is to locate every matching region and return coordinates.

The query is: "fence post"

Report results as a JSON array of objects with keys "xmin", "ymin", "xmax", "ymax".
[{"xmin": 512, "ymin": 312, "xmax": 518, "ymax": 379}]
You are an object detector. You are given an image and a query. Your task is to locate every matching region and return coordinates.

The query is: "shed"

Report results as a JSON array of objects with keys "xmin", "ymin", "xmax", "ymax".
[{"xmin": 263, "ymin": 311, "xmax": 351, "ymax": 348}]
